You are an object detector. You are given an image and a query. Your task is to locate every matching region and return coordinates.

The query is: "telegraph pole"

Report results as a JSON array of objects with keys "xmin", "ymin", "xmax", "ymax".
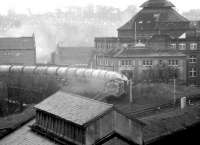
[
  {"xmin": 129, "ymin": 80, "xmax": 133, "ymax": 103},
  {"xmin": 134, "ymin": 21, "xmax": 137, "ymax": 46},
  {"xmin": 173, "ymin": 78, "xmax": 176, "ymax": 105}
]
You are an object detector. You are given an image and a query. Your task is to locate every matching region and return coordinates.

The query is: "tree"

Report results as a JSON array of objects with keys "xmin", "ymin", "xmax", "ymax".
[{"xmin": 141, "ymin": 63, "xmax": 179, "ymax": 83}]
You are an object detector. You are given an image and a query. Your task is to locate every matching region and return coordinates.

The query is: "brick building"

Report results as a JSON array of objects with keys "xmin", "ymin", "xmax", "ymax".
[
  {"xmin": 93, "ymin": 0, "xmax": 200, "ymax": 86},
  {"xmin": 52, "ymin": 44, "xmax": 93, "ymax": 67},
  {"xmin": 0, "ymin": 34, "xmax": 36, "ymax": 65}
]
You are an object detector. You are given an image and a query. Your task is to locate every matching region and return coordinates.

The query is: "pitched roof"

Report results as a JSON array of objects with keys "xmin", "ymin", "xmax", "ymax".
[
  {"xmin": 118, "ymin": 8, "xmax": 189, "ymax": 31},
  {"xmin": 35, "ymin": 91, "xmax": 113, "ymax": 126},
  {"xmin": 118, "ymin": 0, "xmax": 189, "ymax": 39},
  {"xmin": 113, "ymin": 48, "xmax": 186, "ymax": 58},
  {"xmin": 140, "ymin": 106, "xmax": 200, "ymax": 143},
  {"xmin": 140, "ymin": 0, "xmax": 175, "ymax": 8},
  {"xmin": 0, "ymin": 36, "xmax": 35, "ymax": 50},
  {"xmin": 0, "ymin": 120, "xmax": 59, "ymax": 145}
]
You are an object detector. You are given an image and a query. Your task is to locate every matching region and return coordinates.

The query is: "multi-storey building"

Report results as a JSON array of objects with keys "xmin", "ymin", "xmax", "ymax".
[
  {"xmin": 93, "ymin": 0, "xmax": 200, "ymax": 86},
  {"xmin": 0, "ymin": 34, "xmax": 36, "ymax": 65}
]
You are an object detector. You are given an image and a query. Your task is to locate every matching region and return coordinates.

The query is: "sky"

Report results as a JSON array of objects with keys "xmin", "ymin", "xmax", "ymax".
[{"xmin": 0, "ymin": 0, "xmax": 200, "ymax": 14}]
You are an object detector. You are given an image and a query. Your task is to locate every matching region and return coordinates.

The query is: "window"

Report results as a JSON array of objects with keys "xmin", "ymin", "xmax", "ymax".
[
  {"xmin": 170, "ymin": 43, "xmax": 176, "ymax": 49},
  {"xmin": 190, "ymin": 43, "xmax": 197, "ymax": 50},
  {"xmin": 99, "ymin": 58, "xmax": 103, "ymax": 65},
  {"xmin": 189, "ymin": 55, "xmax": 197, "ymax": 63},
  {"xmin": 105, "ymin": 59, "xmax": 109, "ymax": 66},
  {"xmin": 143, "ymin": 60, "xmax": 153, "ymax": 66},
  {"xmin": 168, "ymin": 59, "xmax": 179, "ymax": 66},
  {"xmin": 179, "ymin": 43, "xmax": 186, "ymax": 50},
  {"xmin": 189, "ymin": 68, "xmax": 197, "ymax": 77},
  {"xmin": 159, "ymin": 60, "xmax": 163, "ymax": 65},
  {"xmin": 120, "ymin": 60, "xmax": 133, "ymax": 66}
]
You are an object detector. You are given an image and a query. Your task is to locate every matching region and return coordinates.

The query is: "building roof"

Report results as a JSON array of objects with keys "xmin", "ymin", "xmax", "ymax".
[
  {"xmin": 111, "ymin": 48, "xmax": 186, "ymax": 58},
  {"xmin": 0, "ymin": 36, "xmax": 35, "ymax": 50},
  {"xmin": 118, "ymin": 8, "xmax": 189, "ymax": 30},
  {"xmin": 117, "ymin": 0, "xmax": 189, "ymax": 38},
  {"xmin": 0, "ymin": 120, "xmax": 59, "ymax": 145},
  {"xmin": 140, "ymin": 0, "xmax": 175, "ymax": 8},
  {"xmin": 35, "ymin": 91, "xmax": 113, "ymax": 126},
  {"xmin": 140, "ymin": 105, "xmax": 200, "ymax": 143}
]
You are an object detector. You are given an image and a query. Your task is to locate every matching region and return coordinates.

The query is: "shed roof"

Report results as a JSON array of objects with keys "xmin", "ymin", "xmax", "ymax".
[
  {"xmin": 35, "ymin": 91, "xmax": 113, "ymax": 126},
  {"xmin": 0, "ymin": 36, "xmax": 35, "ymax": 50}
]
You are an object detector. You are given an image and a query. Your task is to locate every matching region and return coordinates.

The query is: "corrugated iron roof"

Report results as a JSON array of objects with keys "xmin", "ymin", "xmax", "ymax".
[
  {"xmin": 0, "ymin": 36, "xmax": 35, "ymax": 50},
  {"xmin": 35, "ymin": 91, "xmax": 113, "ymax": 126}
]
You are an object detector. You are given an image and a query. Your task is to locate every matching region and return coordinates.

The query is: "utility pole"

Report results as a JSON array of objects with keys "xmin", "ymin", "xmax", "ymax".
[
  {"xmin": 173, "ymin": 78, "xmax": 176, "ymax": 105},
  {"xmin": 129, "ymin": 80, "xmax": 133, "ymax": 103},
  {"xmin": 134, "ymin": 21, "xmax": 137, "ymax": 46}
]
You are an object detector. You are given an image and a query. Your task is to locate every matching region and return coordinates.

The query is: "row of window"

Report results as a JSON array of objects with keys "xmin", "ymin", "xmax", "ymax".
[
  {"xmin": 96, "ymin": 42, "xmax": 114, "ymax": 49},
  {"xmin": 96, "ymin": 42, "xmax": 199, "ymax": 50},
  {"xmin": 0, "ymin": 52, "xmax": 22, "ymax": 56},
  {"xmin": 98, "ymin": 57, "xmax": 198, "ymax": 69},
  {"xmin": 121, "ymin": 60, "xmax": 134, "ymax": 66},
  {"xmin": 36, "ymin": 111, "xmax": 84, "ymax": 143},
  {"xmin": 97, "ymin": 57, "xmax": 113, "ymax": 66},
  {"xmin": 120, "ymin": 59, "xmax": 179, "ymax": 67},
  {"xmin": 170, "ymin": 43, "xmax": 198, "ymax": 50}
]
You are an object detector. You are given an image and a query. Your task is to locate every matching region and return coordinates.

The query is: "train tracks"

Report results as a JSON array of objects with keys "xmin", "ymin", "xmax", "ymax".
[{"xmin": 119, "ymin": 96, "xmax": 200, "ymax": 118}]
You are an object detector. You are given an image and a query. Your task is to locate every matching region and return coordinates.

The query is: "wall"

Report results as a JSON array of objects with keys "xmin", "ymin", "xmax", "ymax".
[
  {"xmin": 85, "ymin": 110, "xmax": 143, "ymax": 145},
  {"xmin": 0, "ymin": 49, "xmax": 35, "ymax": 65},
  {"xmin": 35, "ymin": 110, "xmax": 85, "ymax": 145},
  {"xmin": 96, "ymin": 55, "xmax": 187, "ymax": 82},
  {"xmin": 85, "ymin": 111, "xmax": 114, "ymax": 145}
]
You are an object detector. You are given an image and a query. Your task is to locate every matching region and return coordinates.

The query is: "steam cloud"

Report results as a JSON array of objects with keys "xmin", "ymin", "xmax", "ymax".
[{"xmin": 0, "ymin": 5, "xmax": 138, "ymax": 63}]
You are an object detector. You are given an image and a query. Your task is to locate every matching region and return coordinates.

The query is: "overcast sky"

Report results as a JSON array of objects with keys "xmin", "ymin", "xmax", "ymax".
[{"xmin": 0, "ymin": 0, "xmax": 200, "ymax": 14}]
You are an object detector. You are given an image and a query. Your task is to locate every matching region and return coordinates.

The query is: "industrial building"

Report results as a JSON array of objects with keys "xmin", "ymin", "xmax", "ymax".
[
  {"xmin": 0, "ymin": 34, "xmax": 36, "ymax": 65},
  {"xmin": 52, "ymin": 43, "xmax": 93, "ymax": 67},
  {"xmin": 93, "ymin": 0, "xmax": 200, "ymax": 86}
]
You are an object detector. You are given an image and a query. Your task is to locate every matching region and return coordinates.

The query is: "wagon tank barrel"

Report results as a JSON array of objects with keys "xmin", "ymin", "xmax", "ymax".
[{"xmin": 0, "ymin": 65, "xmax": 128, "ymax": 98}]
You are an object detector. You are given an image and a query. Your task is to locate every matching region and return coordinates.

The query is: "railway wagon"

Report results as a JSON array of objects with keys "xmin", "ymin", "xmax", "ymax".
[{"xmin": 0, "ymin": 65, "xmax": 128, "ymax": 100}]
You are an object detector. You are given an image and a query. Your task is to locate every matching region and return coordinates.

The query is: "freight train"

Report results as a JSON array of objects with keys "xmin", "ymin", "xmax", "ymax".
[{"xmin": 0, "ymin": 65, "xmax": 128, "ymax": 98}]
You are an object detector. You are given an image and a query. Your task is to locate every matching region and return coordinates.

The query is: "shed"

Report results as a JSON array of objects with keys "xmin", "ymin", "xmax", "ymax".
[{"xmin": 33, "ymin": 91, "xmax": 145, "ymax": 145}]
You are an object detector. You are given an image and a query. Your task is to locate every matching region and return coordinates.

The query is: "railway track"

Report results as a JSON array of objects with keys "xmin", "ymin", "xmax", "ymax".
[{"xmin": 120, "ymin": 95, "xmax": 200, "ymax": 118}]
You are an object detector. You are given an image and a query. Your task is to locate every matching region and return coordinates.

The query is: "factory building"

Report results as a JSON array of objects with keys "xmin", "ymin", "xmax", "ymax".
[
  {"xmin": 31, "ymin": 91, "xmax": 144, "ymax": 145},
  {"xmin": 0, "ymin": 34, "xmax": 36, "ymax": 65},
  {"xmin": 93, "ymin": 0, "xmax": 200, "ymax": 86},
  {"xmin": 52, "ymin": 43, "xmax": 93, "ymax": 67}
]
